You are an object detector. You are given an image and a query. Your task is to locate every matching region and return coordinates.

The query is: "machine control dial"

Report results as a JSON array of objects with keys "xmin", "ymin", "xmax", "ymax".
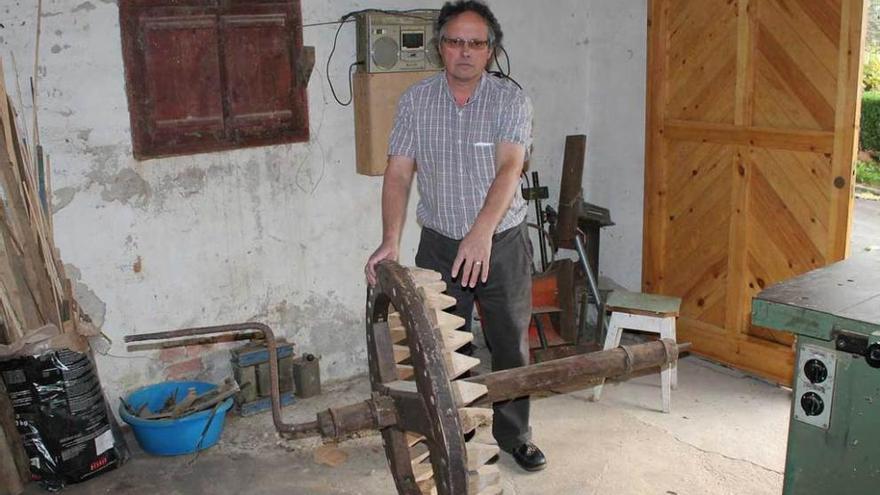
[
  {"xmin": 803, "ymin": 359, "xmax": 828, "ymax": 383},
  {"xmin": 866, "ymin": 343, "xmax": 880, "ymax": 369},
  {"xmin": 800, "ymin": 392, "xmax": 825, "ymax": 417}
]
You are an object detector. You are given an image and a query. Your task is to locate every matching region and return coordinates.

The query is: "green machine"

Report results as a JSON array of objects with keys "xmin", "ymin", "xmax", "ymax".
[{"xmin": 752, "ymin": 251, "xmax": 880, "ymax": 495}]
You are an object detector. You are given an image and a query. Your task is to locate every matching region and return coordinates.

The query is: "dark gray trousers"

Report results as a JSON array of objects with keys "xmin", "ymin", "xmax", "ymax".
[{"xmin": 415, "ymin": 223, "xmax": 532, "ymax": 451}]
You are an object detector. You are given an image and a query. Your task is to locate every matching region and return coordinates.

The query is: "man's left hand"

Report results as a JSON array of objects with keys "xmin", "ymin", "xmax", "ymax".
[{"xmin": 452, "ymin": 225, "xmax": 493, "ymax": 288}]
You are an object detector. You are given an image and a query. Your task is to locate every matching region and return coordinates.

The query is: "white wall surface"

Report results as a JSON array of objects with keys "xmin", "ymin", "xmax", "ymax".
[
  {"xmin": 583, "ymin": 0, "xmax": 648, "ymax": 290},
  {"xmin": 1, "ymin": 0, "xmax": 621, "ymax": 405}
]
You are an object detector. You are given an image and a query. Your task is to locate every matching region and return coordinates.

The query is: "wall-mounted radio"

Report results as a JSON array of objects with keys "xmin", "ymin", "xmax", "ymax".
[{"xmin": 356, "ymin": 11, "xmax": 443, "ymax": 73}]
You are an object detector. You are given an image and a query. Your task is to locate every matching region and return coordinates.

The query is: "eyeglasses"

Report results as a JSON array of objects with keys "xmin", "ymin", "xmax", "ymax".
[{"xmin": 440, "ymin": 37, "xmax": 490, "ymax": 50}]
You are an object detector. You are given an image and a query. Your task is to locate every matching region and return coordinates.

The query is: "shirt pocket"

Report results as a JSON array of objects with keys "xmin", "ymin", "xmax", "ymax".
[{"xmin": 469, "ymin": 141, "xmax": 496, "ymax": 187}]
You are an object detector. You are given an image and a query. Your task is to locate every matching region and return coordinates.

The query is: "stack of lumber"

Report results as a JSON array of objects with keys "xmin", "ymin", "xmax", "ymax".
[
  {"xmin": 0, "ymin": 57, "xmax": 85, "ymax": 345},
  {"xmin": 0, "ymin": 56, "xmax": 90, "ymax": 494}
]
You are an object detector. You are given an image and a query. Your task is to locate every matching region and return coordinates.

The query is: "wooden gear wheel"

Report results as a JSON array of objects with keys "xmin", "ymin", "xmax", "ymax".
[{"xmin": 366, "ymin": 261, "xmax": 503, "ymax": 495}]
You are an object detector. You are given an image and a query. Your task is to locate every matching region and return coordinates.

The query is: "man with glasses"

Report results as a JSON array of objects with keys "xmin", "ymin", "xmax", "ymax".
[{"xmin": 365, "ymin": 0, "xmax": 546, "ymax": 472}]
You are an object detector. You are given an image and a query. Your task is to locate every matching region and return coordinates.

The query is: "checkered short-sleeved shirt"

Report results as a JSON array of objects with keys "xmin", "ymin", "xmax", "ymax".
[{"xmin": 387, "ymin": 72, "xmax": 533, "ymax": 240}]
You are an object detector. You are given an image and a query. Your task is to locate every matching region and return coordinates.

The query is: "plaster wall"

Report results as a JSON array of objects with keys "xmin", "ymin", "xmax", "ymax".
[
  {"xmin": 0, "ymin": 0, "xmax": 591, "ymax": 404},
  {"xmin": 583, "ymin": 0, "xmax": 648, "ymax": 291}
]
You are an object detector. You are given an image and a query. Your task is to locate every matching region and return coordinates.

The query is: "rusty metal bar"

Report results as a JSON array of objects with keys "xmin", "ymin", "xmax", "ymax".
[
  {"xmin": 464, "ymin": 339, "xmax": 688, "ymax": 405},
  {"xmin": 125, "ymin": 332, "xmax": 262, "ymax": 352},
  {"xmin": 125, "ymin": 322, "xmax": 321, "ymax": 439}
]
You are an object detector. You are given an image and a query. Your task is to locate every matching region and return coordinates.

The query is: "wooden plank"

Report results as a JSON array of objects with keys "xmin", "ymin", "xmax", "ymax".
[
  {"xmin": 734, "ymin": 0, "xmax": 757, "ymax": 126},
  {"xmin": 642, "ymin": 0, "xmax": 671, "ymax": 294},
  {"xmin": 0, "ymin": 79, "xmax": 61, "ymax": 331},
  {"xmin": 664, "ymin": 120, "xmax": 835, "ymax": 153},
  {"xmin": 724, "ymin": 147, "xmax": 752, "ymax": 337},
  {"xmin": 827, "ymin": 0, "xmax": 867, "ymax": 259}
]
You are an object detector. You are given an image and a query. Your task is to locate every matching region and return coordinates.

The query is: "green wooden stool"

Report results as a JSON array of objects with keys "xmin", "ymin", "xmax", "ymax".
[{"xmin": 591, "ymin": 290, "xmax": 681, "ymax": 412}]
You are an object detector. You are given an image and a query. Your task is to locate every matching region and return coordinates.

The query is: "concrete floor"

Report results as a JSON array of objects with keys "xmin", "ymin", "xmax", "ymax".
[
  {"xmin": 34, "ymin": 354, "xmax": 791, "ymax": 495},
  {"xmin": 852, "ymin": 196, "xmax": 880, "ymax": 254},
  {"xmin": 26, "ymin": 198, "xmax": 880, "ymax": 494}
]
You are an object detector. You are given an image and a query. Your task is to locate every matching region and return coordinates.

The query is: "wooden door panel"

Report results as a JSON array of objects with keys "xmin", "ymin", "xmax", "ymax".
[
  {"xmin": 664, "ymin": 142, "xmax": 732, "ymax": 331},
  {"xmin": 644, "ymin": 0, "xmax": 865, "ymax": 384},
  {"xmin": 755, "ymin": 23, "xmax": 837, "ymax": 129},
  {"xmin": 666, "ymin": 0, "xmax": 738, "ymax": 123}
]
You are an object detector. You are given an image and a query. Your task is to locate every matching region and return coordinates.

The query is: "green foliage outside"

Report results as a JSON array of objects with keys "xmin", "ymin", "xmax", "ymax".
[
  {"xmin": 864, "ymin": 49, "xmax": 880, "ymax": 92},
  {"xmin": 857, "ymin": 160, "xmax": 880, "ymax": 187},
  {"xmin": 860, "ymin": 91, "xmax": 880, "ymax": 153}
]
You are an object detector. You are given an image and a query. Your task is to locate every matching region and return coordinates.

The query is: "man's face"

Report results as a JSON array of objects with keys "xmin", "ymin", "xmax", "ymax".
[{"xmin": 439, "ymin": 11, "xmax": 493, "ymax": 85}]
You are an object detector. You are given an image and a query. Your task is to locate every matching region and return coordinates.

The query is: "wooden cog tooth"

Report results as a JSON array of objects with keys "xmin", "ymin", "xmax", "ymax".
[
  {"xmin": 446, "ymin": 352, "xmax": 481, "ymax": 379},
  {"xmin": 390, "ymin": 324, "xmax": 407, "ymax": 344},
  {"xmin": 412, "ymin": 460, "xmax": 433, "ymax": 483},
  {"xmin": 465, "ymin": 443, "xmax": 500, "ymax": 471},
  {"xmin": 408, "ymin": 267, "xmax": 443, "ymax": 284},
  {"xmin": 419, "ymin": 280, "xmax": 448, "ymax": 293},
  {"xmin": 393, "ymin": 344, "xmax": 410, "ymax": 363},
  {"xmin": 406, "ymin": 432, "xmax": 425, "ymax": 448},
  {"xmin": 409, "ymin": 442, "xmax": 430, "ymax": 465},
  {"xmin": 417, "ymin": 477, "xmax": 437, "ymax": 495},
  {"xmin": 397, "ymin": 364, "xmax": 414, "ymax": 380},
  {"xmin": 421, "ymin": 289, "xmax": 457, "ymax": 311},
  {"xmin": 450, "ymin": 380, "xmax": 488, "ymax": 407},
  {"xmin": 439, "ymin": 328, "xmax": 473, "ymax": 352},
  {"xmin": 434, "ymin": 310, "xmax": 467, "ymax": 330},
  {"xmin": 459, "ymin": 407, "xmax": 493, "ymax": 433},
  {"xmin": 468, "ymin": 465, "xmax": 501, "ymax": 494},
  {"xmin": 388, "ymin": 311, "xmax": 403, "ymax": 328}
]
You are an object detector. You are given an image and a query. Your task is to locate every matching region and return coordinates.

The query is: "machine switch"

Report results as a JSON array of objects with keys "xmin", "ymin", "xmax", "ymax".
[
  {"xmin": 803, "ymin": 359, "xmax": 828, "ymax": 383},
  {"xmin": 800, "ymin": 392, "xmax": 825, "ymax": 417},
  {"xmin": 866, "ymin": 343, "xmax": 880, "ymax": 369}
]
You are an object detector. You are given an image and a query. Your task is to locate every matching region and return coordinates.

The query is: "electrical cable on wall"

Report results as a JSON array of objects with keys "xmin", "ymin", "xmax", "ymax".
[
  {"xmin": 314, "ymin": 8, "xmax": 521, "ymax": 106},
  {"xmin": 321, "ymin": 9, "xmax": 440, "ymax": 106}
]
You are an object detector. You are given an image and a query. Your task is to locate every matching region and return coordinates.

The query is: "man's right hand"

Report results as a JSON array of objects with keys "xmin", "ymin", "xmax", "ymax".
[{"xmin": 365, "ymin": 242, "xmax": 399, "ymax": 286}]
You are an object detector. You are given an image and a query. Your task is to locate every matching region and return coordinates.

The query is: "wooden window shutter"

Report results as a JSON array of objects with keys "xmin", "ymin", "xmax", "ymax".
[{"xmin": 120, "ymin": 1, "xmax": 311, "ymax": 160}]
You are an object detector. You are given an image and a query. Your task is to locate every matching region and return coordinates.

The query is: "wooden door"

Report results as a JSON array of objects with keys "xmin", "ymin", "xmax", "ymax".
[{"xmin": 643, "ymin": 0, "xmax": 866, "ymax": 384}]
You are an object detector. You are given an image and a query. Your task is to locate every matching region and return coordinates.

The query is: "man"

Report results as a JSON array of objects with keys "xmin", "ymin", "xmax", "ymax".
[{"xmin": 364, "ymin": 0, "xmax": 546, "ymax": 472}]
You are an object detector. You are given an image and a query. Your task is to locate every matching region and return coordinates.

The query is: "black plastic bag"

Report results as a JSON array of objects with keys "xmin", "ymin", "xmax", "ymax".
[{"xmin": 0, "ymin": 345, "xmax": 129, "ymax": 491}]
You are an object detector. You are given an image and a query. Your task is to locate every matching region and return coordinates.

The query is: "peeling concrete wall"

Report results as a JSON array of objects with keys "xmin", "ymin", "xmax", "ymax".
[{"xmin": 1, "ymin": 1, "xmax": 594, "ymax": 405}]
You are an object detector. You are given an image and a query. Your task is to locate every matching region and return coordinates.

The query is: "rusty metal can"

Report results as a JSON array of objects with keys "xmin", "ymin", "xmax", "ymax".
[{"xmin": 292, "ymin": 354, "xmax": 321, "ymax": 398}]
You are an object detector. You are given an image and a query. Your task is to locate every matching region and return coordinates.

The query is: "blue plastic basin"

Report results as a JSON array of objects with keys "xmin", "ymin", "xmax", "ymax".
[{"xmin": 119, "ymin": 380, "xmax": 233, "ymax": 456}]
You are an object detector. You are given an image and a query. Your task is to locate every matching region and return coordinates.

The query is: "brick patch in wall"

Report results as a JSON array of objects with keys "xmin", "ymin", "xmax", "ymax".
[
  {"xmin": 159, "ymin": 347, "xmax": 187, "ymax": 363},
  {"xmin": 164, "ymin": 357, "xmax": 204, "ymax": 380}
]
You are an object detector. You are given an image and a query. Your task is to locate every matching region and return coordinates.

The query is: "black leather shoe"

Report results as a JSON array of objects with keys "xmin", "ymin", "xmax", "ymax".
[{"xmin": 509, "ymin": 442, "xmax": 547, "ymax": 472}]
